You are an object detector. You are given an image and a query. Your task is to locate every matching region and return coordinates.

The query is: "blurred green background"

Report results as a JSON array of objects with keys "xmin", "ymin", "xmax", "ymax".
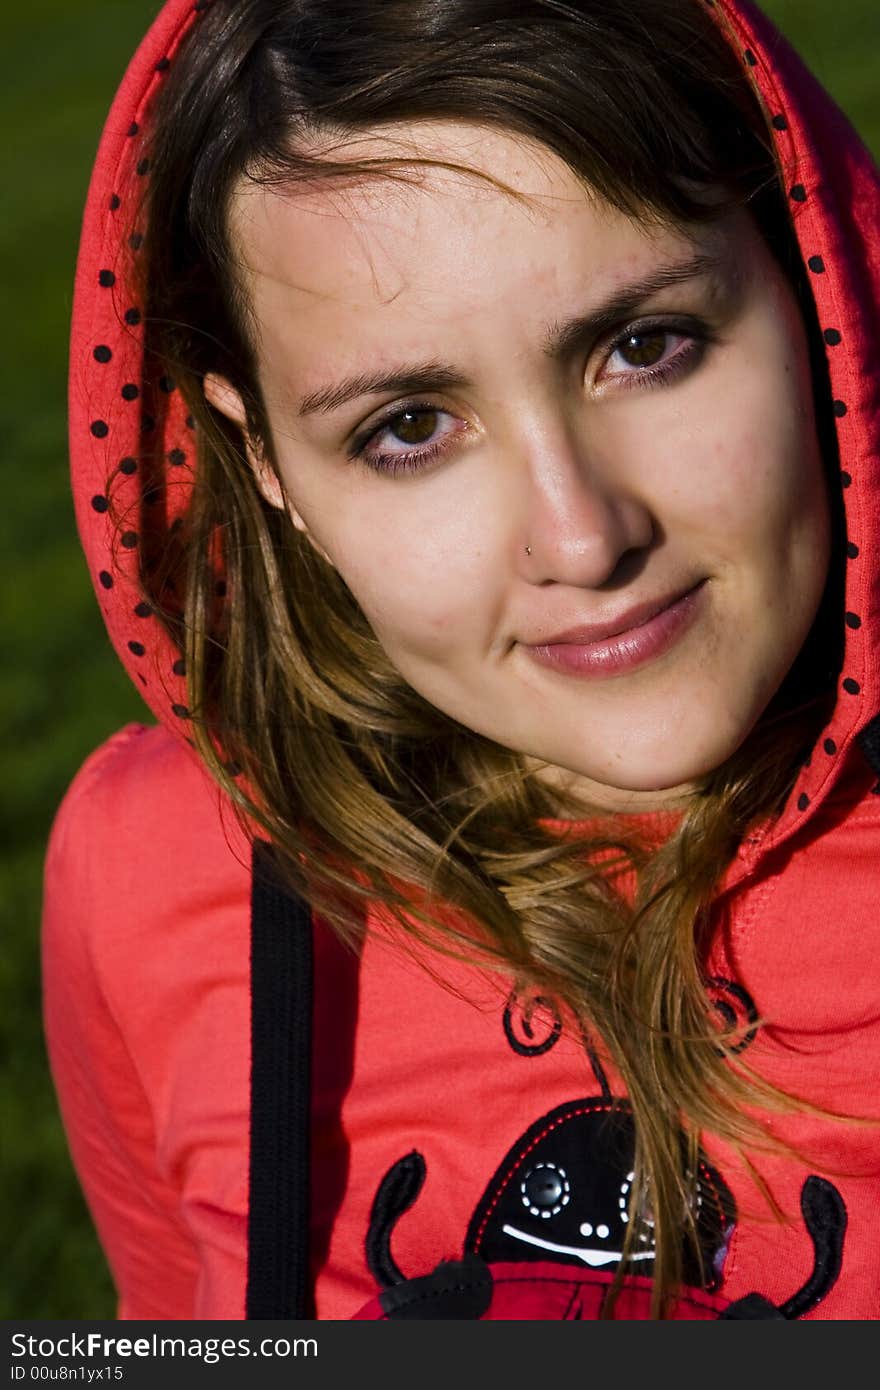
[{"xmin": 2, "ymin": 0, "xmax": 878, "ymax": 1319}]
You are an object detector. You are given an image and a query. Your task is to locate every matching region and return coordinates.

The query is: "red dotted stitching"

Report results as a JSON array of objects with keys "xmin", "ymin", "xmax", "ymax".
[{"xmin": 471, "ymin": 1101, "xmax": 620, "ymax": 1248}]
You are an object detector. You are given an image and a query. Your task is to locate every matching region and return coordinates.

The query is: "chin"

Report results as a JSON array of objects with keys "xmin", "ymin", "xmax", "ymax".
[{"xmin": 550, "ymin": 725, "xmax": 749, "ymax": 799}]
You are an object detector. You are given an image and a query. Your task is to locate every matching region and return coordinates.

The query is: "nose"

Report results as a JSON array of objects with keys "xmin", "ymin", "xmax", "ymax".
[{"xmin": 516, "ymin": 422, "xmax": 654, "ymax": 586}]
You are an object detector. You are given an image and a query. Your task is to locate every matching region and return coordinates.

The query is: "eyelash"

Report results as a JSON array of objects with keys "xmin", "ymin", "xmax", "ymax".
[{"xmin": 347, "ymin": 318, "xmax": 712, "ymax": 477}]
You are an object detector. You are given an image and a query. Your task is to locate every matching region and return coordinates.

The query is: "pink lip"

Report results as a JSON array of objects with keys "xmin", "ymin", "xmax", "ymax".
[{"xmin": 524, "ymin": 580, "xmax": 706, "ymax": 678}]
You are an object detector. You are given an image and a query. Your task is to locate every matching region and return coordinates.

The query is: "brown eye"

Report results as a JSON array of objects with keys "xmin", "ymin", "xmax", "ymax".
[
  {"xmin": 617, "ymin": 331, "xmax": 669, "ymax": 368},
  {"xmin": 389, "ymin": 408, "xmax": 439, "ymax": 444},
  {"xmin": 351, "ymin": 403, "xmax": 464, "ymax": 475}
]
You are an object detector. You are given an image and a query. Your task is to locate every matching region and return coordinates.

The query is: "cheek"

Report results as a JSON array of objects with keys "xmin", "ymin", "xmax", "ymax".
[
  {"xmin": 642, "ymin": 339, "xmax": 825, "ymax": 556},
  {"xmin": 321, "ymin": 497, "xmax": 498, "ymax": 659},
  {"xmin": 722, "ymin": 369, "xmax": 826, "ymax": 558}
]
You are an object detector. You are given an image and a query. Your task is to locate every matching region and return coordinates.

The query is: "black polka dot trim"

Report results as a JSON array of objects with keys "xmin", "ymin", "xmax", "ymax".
[
  {"xmin": 124, "ymin": 307, "xmax": 142, "ymax": 326},
  {"xmin": 846, "ymin": 543, "xmax": 859, "ymax": 559},
  {"xmin": 845, "ymin": 613, "xmax": 862, "ymax": 630},
  {"xmin": 128, "ymin": 122, "xmax": 139, "ymax": 137},
  {"xmin": 121, "ymin": 383, "xmax": 140, "ymax": 401},
  {"xmin": 823, "ymin": 328, "xmax": 842, "ymax": 346},
  {"xmin": 98, "ymin": 269, "xmax": 116, "ymax": 287},
  {"xmin": 172, "ymin": 704, "xmax": 190, "ymax": 719},
  {"xmin": 843, "ymin": 678, "xmax": 861, "ymax": 695},
  {"xmin": 119, "ymin": 457, "xmax": 138, "ymax": 475},
  {"xmin": 128, "ymin": 233, "xmax": 143, "ymax": 251},
  {"xmin": 168, "ymin": 449, "xmax": 186, "ymax": 466},
  {"xmin": 771, "ymin": 114, "xmax": 789, "ymax": 131},
  {"xmin": 841, "ymin": 471, "xmax": 852, "ymax": 488},
  {"xmin": 138, "ymin": 674, "xmax": 147, "ymax": 687},
  {"xmin": 833, "ymin": 400, "xmax": 848, "ymax": 417},
  {"xmin": 90, "ymin": 420, "xmax": 109, "ymax": 438},
  {"xmin": 93, "ymin": 345, "xmax": 112, "ymax": 363},
  {"xmin": 185, "ymin": 415, "xmax": 195, "ymax": 430},
  {"xmin": 156, "ymin": 56, "xmax": 171, "ymax": 72},
  {"xmin": 790, "ymin": 184, "xmax": 807, "ymax": 202},
  {"xmin": 128, "ymin": 641, "xmax": 146, "ymax": 656},
  {"xmin": 744, "ymin": 49, "xmax": 757, "ymax": 66},
  {"xmin": 121, "ymin": 531, "xmax": 138, "ymax": 549},
  {"xmin": 109, "ymin": 194, "xmax": 121, "ymax": 211},
  {"xmin": 808, "ymin": 256, "xmax": 825, "ymax": 273},
  {"xmin": 136, "ymin": 158, "xmax": 151, "ymax": 177},
  {"xmin": 134, "ymin": 601, "xmax": 154, "ymax": 618},
  {"xmin": 797, "ymin": 793, "xmax": 810, "ymax": 811},
  {"xmin": 91, "ymin": 495, "xmax": 109, "ymax": 513},
  {"xmin": 173, "ymin": 658, "xmax": 186, "ymax": 676},
  {"xmin": 823, "ymin": 738, "xmax": 837, "ymax": 755},
  {"xmin": 99, "ymin": 571, "xmax": 113, "ymax": 589}
]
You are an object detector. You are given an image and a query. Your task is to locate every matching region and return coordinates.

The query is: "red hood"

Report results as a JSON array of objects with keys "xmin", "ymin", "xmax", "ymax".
[{"xmin": 68, "ymin": 0, "xmax": 880, "ymax": 885}]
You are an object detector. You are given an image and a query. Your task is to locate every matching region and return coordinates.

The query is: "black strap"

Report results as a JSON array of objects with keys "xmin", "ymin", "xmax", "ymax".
[{"xmin": 245, "ymin": 839, "xmax": 314, "ymax": 1318}]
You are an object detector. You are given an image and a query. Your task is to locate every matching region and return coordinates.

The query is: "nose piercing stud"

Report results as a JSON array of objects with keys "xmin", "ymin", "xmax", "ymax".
[{"xmin": 525, "ymin": 545, "xmax": 532, "ymax": 555}]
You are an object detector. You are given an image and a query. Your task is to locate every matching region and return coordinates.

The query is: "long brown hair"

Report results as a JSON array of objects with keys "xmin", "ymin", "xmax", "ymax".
[{"xmin": 129, "ymin": 0, "xmax": 846, "ymax": 1316}]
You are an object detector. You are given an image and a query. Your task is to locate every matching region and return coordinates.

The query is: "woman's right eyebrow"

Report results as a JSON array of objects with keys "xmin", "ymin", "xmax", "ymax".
[
  {"xmin": 298, "ymin": 362, "xmax": 470, "ymax": 419},
  {"xmin": 296, "ymin": 249, "xmax": 726, "ymax": 418}
]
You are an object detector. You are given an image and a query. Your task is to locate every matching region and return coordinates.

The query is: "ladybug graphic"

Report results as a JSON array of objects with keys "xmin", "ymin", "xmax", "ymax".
[
  {"xmin": 357, "ymin": 991, "xmax": 847, "ymax": 1319},
  {"xmin": 362, "ymin": 1098, "xmax": 735, "ymax": 1319},
  {"xmin": 463, "ymin": 1097, "xmax": 731, "ymax": 1287}
]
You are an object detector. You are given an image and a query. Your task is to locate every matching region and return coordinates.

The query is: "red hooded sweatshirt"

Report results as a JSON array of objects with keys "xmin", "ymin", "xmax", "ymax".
[{"xmin": 44, "ymin": 0, "xmax": 880, "ymax": 1320}]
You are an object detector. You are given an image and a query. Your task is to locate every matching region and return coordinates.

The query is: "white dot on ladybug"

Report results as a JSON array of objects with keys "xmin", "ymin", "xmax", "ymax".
[
  {"xmin": 579, "ymin": 1222, "xmax": 593, "ymax": 1237},
  {"xmin": 596, "ymin": 1224, "xmax": 610, "ymax": 1239}
]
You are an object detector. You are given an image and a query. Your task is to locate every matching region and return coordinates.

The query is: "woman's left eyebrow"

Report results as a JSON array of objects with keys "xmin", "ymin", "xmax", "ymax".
[
  {"xmin": 541, "ymin": 250, "xmax": 727, "ymax": 359},
  {"xmin": 296, "ymin": 249, "xmax": 725, "ymax": 418}
]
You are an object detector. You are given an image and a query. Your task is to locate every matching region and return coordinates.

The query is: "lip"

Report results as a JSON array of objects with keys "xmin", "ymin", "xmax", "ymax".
[{"xmin": 523, "ymin": 580, "xmax": 707, "ymax": 678}]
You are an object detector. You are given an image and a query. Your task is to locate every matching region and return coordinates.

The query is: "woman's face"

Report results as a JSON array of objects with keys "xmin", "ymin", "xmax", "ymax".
[{"xmin": 209, "ymin": 121, "xmax": 831, "ymax": 813}]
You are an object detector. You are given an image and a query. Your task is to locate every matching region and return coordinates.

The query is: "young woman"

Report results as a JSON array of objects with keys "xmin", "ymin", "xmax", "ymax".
[{"xmin": 45, "ymin": 0, "xmax": 880, "ymax": 1320}]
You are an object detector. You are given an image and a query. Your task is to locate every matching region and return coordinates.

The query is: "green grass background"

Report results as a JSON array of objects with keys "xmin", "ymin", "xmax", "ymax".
[{"xmin": 2, "ymin": 0, "xmax": 878, "ymax": 1319}]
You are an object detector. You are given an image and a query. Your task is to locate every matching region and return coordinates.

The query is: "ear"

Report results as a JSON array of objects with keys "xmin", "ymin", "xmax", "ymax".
[
  {"xmin": 203, "ymin": 371, "xmax": 288, "ymax": 513},
  {"xmin": 203, "ymin": 373, "xmax": 334, "ymax": 567}
]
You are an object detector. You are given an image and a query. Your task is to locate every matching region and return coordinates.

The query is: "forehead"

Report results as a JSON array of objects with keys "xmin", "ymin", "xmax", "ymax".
[{"xmin": 226, "ymin": 121, "xmax": 719, "ymax": 368}]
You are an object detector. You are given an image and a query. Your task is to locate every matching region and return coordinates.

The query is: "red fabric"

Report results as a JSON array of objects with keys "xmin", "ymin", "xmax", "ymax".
[
  {"xmin": 350, "ymin": 1264, "xmax": 731, "ymax": 1320},
  {"xmin": 46, "ymin": 0, "xmax": 880, "ymax": 1319}
]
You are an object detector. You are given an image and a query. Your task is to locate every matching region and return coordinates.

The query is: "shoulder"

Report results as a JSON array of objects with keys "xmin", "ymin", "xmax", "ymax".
[
  {"xmin": 44, "ymin": 721, "xmax": 253, "ymax": 983},
  {"xmin": 47, "ymin": 721, "xmax": 248, "ymax": 889},
  {"xmin": 49, "ymin": 721, "xmax": 214, "ymax": 848}
]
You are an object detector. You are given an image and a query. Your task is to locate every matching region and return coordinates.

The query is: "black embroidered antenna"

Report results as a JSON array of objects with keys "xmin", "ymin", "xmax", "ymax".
[
  {"xmin": 579, "ymin": 1025, "xmax": 613, "ymax": 1101},
  {"xmin": 501, "ymin": 986, "xmax": 613, "ymax": 1101},
  {"xmin": 502, "ymin": 990, "xmax": 562, "ymax": 1056},
  {"xmin": 245, "ymin": 839, "xmax": 314, "ymax": 1319}
]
